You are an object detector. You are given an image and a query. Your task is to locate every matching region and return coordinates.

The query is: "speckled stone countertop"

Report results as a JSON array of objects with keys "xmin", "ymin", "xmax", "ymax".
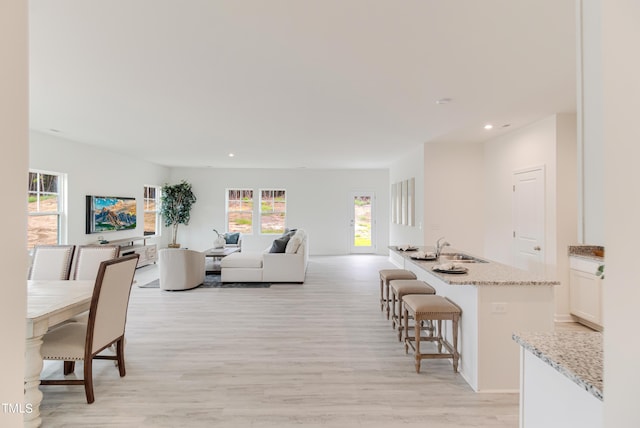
[
  {"xmin": 568, "ymin": 245, "xmax": 605, "ymax": 262},
  {"xmin": 389, "ymin": 246, "xmax": 559, "ymax": 286},
  {"xmin": 512, "ymin": 331, "xmax": 603, "ymax": 401}
]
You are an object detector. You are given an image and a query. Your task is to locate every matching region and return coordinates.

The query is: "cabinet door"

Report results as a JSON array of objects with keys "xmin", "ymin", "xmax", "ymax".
[{"xmin": 569, "ymin": 270, "xmax": 602, "ymax": 325}]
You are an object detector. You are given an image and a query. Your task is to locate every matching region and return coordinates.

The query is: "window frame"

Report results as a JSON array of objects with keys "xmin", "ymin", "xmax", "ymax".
[
  {"xmin": 27, "ymin": 169, "xmax": 67, "ymax": 248},
  {"xmin": 143, "ymin": 185, "xmax": 161, "ymax": 237},
  {"xmin": 226, "ymin": 188, "xmax": 255, "ymax": 235},
  {"xmin": 259, "ymin": 189, "xmax": 287, "ymax": 235}
]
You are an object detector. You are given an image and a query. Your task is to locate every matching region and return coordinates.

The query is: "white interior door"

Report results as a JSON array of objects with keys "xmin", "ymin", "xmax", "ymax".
[
  {"xmin": 513, "ymin": 167, "xmax": 545, "ymax": 273},
  {"xmin": 350, "ymin": 192, "xmax": 375, "ymax": 253}
]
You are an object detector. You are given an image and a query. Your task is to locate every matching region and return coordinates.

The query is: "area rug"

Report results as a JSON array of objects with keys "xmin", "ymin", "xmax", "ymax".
[{"xmin": 139, "ymin": 273, "xmax": 271, "ymax": 289}]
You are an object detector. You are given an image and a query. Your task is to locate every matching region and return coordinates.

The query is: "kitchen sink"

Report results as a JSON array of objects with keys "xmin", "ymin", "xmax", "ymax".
[{"xmin": 438, "ymin": 253, "xmax": 489, "ymax": 263}]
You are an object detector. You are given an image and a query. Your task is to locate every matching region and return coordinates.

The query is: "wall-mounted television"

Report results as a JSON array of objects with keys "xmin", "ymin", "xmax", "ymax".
[{"xmin": 86, "ymin": 195, "xmax": 137, "ymax": 234}]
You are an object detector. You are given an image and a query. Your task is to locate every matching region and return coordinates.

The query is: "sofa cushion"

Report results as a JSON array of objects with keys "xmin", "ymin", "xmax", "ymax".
[
  {"xmin": 224, "ymin": 232, "xmax": 240, "ymax": 244},
  {"xmin": 285, "ymin": 229, "xmax": 306, "ymax": 254},
  {"xmin": 220, "ymin": 253, "xmax": 263, "ymax": 268},
  {"xmin": 269, "ymin": 235, "xmax": 291, "ymax": 253}
]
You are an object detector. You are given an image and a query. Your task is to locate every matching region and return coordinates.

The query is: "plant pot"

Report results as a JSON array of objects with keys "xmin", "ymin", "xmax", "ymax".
[{"xmin": 168, "ymin": 243, "xmax": 181, "ymax": 248}]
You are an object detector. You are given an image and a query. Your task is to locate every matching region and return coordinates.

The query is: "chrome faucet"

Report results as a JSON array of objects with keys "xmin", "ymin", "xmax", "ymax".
[{"xmin": 436, "ymin": 237, "xmax": 450, "ymax": 258}]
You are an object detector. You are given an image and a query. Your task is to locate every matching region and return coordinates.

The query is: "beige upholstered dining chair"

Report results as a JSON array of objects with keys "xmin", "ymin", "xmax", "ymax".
[
  {"xmin": 40, "ymin": 254, "xmax": 139, "ymax": 404},
  {"xmin": 72, "ymin": 245, "xmax": 120, "ymax": 280},
  {"xmin": 28, "ymin": 244, "xmax": 76, "ymax": 280},
  {"xmin": 69, "ymin": 245, "xmax": 121, "ymax": 324}
]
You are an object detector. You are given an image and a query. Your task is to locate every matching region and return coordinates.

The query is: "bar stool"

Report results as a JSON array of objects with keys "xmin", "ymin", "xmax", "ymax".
[
  {"xmin": 403, "ymin": 295, "xmax": 461, "ymax": 374},
  {"xmin": 389, "ymin": 279, "xmax": 436, "ymax": 341},
  {"xmin": 378, "ymin": 269, "xmax": 417, "ymax": 319}
]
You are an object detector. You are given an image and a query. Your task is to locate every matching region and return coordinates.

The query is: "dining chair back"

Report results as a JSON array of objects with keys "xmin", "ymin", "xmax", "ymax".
[
  {"xmin": 28, "ymin": 244, "xmax": 76, "ymax": 280},
  {"xmin": 72, "ymin": 245, "xmax": 120, "ymax": 280},
  {"xmin": 40, "ymin": 254, "xmax": 139, "ymax": 403}
]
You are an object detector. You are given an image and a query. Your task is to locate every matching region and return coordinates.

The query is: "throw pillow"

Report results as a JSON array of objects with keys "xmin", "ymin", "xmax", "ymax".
[
  {"xmin": 269, "ymin": 235, "xmax": 291, "ymax": 253},
  {"xmin": 224, "ymin": 232, "xmax": 240, "ymax": 245},
  {"xmin": 285, "ymin": 230, "xmax": 306, "ymax": 254}
]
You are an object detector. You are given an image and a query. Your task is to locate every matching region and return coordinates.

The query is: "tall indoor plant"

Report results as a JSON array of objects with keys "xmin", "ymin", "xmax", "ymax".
[{"xmin": 160, "ymin": 180, "xmax": 197, "ymax": 248}]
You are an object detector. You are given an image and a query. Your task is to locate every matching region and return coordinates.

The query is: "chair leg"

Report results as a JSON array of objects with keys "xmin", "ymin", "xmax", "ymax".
[
  {"xmin": 116, "ymin": 338, "xmax": 126, "ymax": 377},
  {"xmin": 63, "ymin": 361, "xmax": 75, "ymax": 375},
  {"xmin": 391, "ymin": 290, "xmax": 397, "ymax": 329},
  {"xmin": 452, "ymin": 315, "xmax": 460, "ymax": 373},
  {"xmin": 414, "ymin": 319, "xmax": 421, "ymax": 373},
  {"xmin": 385, "ymin": 281, "xmax": 391, "ymax": 319},
  {"xmin": 379, "ymin": 278, "xmax": 384, "ymax": 311},
  {"xmin": 404, "ymin": 306, "xmax": 410, "ymax": 354},
  {"xmin": 84, "ymin": 357, "xmax": 95, "ymax": 404}
]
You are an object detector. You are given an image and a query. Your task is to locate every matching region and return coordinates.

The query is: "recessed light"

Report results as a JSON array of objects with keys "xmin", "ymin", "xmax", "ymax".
[
  {"xmin": 435, "ymin": 98, "xmax": 452, "ymax": 105},
  {"xmin": 484, "ymin": 124, "xmax": 494, "ymax": 130},
  {"xmin": 228, "ymin": 153, "xmax": 235, "ymax": 158}
]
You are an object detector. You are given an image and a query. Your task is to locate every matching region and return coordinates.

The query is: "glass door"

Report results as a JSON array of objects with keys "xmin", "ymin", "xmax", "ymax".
[{"xmin": 350, "ymin": 192, "xmax": 375, "ymax": 253}]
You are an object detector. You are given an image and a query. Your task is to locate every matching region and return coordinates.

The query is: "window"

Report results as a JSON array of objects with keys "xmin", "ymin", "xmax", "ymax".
[
  {"xmin": 226, "ymin": 189, "xmax": 254, "ymax": 234},
  {"xmin": 144, "ymin": 185, "xmax": 161, "ymax": 236},
  {"xmin": 260, "ymin": 189, "xmax": 286, "ymax": 234},
  {"xmin": 27, "ymin": 170, "xmax": 65, "ymax": 249}
]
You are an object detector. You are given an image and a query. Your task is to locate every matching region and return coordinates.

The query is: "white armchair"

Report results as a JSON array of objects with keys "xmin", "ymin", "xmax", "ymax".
[{"xmin": 158, "ymin": 248, "xmax": 205, "ymax": 291}]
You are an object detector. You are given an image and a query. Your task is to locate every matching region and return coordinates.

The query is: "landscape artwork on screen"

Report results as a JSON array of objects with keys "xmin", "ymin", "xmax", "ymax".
[{"xmin": 86, "ymin": 195, "xmax": 137, "ymax": 234}]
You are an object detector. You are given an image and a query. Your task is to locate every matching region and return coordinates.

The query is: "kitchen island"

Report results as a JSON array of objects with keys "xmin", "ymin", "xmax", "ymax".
[{"xmin": 389, "ymin": 246, "xmax": 558, "ymax": 392}]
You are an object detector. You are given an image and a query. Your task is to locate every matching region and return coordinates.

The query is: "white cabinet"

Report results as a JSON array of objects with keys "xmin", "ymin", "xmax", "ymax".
[
  {"xmin": 569, "ymin": 257, "xmax": 603, "ymax": 330},
  {"xmin": 104, "ymin": 236, "xmax": 157, "ymax": 268}
]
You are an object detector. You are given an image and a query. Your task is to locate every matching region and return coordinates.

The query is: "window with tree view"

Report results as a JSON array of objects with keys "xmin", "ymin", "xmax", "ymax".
[
  {"xmin": 28, "ymin": 171, "xmax": 64, "ymax": 249},
  {"xmin": 144, "ymin": 185, "xmax": 160, "ymax": 236},
  {"xmin": 260, "ymin": 189, "xmax": 286, "ymax": 234},
  {"xmin": 227, "ymin": 189, "xmax": 254, "ymax": 234}
]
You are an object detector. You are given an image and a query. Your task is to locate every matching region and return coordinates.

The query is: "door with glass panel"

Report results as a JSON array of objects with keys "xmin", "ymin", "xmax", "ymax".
[{"xmin": 350, "ymin": 192, "xmax": 375, "ymax": 253}]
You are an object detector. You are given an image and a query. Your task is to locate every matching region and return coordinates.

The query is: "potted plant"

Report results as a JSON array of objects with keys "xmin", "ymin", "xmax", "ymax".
[{"xmin": 160, "ymin": 180, "xmax": 197, "ymax": 248}]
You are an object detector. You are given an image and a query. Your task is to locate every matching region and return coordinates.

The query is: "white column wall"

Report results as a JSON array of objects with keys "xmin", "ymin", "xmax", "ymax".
[
  {"xmin": 578, "ymin": 0, "xmax": 605, "ymax": 245},
  {"xmin": 602, "ymin": 1, "xmax": 640, "ymax": 426},
  {"xmin": 423, "ymin": 141, "xmax": 485, "ymax": 255},
  {"xmin": 0, "ymin": 1, "xmax": 29, "ymax": 426}
]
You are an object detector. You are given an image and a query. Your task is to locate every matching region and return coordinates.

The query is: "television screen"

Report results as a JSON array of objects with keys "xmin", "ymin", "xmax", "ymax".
[{"xmin": 86, "ymin": 195, "xmax": 137, "ymax": 234}]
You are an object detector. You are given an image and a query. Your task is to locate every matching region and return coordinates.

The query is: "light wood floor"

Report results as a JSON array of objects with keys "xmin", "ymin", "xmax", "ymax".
[{"xmin": 39, "ymin": 255, "xmax": 571, "ymax": 427}]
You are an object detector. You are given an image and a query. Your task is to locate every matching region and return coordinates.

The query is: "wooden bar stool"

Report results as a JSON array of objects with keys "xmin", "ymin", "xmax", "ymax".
[
  {"xmin": 378, "ymin": 269, "xmax": 417, "ymax": 319},
  {"xmin": 403, "ymin": 295, "xmax": 461, "ymax": 374},
  {"xmin": 389, "ymin": 279, "xmax": 436, "ymax": 341}
]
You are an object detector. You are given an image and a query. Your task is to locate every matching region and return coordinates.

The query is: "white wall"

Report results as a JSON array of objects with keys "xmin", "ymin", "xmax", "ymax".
[
  {"xmin": 166, "ymin": 167, "xmax": 389, "ymax": 255},
  {"xmin": 578, "ymin": 0, "xmax": 605, "ymax": 246},
  {"xmin": 0, "ymin": 1, "xmax": 28, "ymax": 426},
  {"xmin": 602, "ymin": 1, "xmax": 640, "ymax": 426},
  {"xmin": 483, "ymin": 114, "xmax": 577, "ymax": 321},
  {"xmin": 484, "ymin": 116, "xmax": 558, "ymax": 266},
  {"xmin": 29, "ymin": 131, "xmax": 170, "ymax": 246},
  {"xmin": 423, "ymin": 141, "xmax": 485, "ymax": 255},
  {"xmin": 389, "ymin": 144, "xmax": 424, "ymax": 247}
]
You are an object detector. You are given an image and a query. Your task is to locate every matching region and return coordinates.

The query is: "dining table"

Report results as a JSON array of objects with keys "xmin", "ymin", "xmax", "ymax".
[{"xmin": 25, "ymin": 279, "xmax": 94, "ymax": 428}]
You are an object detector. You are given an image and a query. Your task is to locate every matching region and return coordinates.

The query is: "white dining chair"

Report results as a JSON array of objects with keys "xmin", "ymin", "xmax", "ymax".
[
  {"xmin": 28, "ymin": 245, "xmax": 76, "ymax": 280},
  {"xmin": 72, "ymin": 245, "xmax": 120, "ymax": 280},
  {"xmin": 40, "ymin": 254, "xmax": 139, "ymax": 404}
]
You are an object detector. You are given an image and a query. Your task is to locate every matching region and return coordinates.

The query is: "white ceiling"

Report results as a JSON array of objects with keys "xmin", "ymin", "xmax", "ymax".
[{"xmin": 28, "ymin": 0, "xmax": 577, "ymax": 169}]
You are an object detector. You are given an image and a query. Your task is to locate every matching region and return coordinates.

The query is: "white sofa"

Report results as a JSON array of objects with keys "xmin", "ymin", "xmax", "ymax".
[
  {"xmin": 158, "ymin": 248, "xmax": 205, "ymax": 291},
  {"xmin": 221, "ymin": 230, "xmax": 308, "ymax": 283}
]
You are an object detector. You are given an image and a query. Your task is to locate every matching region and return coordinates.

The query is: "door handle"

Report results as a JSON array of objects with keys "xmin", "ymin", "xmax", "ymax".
[{"xmin": 533, "ymin": 246, "xmax": 541, "ymax": 251}]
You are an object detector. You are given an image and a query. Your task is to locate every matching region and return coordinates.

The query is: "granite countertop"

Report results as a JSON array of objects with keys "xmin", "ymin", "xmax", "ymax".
[
  {"xmin": 389, "ymin": 246, "xmax": 559, "ymax": 286},
  {"xmin": 512, "ymin": 331, "xmax": 603, "ymax": 401},
  {"xmin": 568, "ymin": 245, "xmax": 605, "ymax": 262}
]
